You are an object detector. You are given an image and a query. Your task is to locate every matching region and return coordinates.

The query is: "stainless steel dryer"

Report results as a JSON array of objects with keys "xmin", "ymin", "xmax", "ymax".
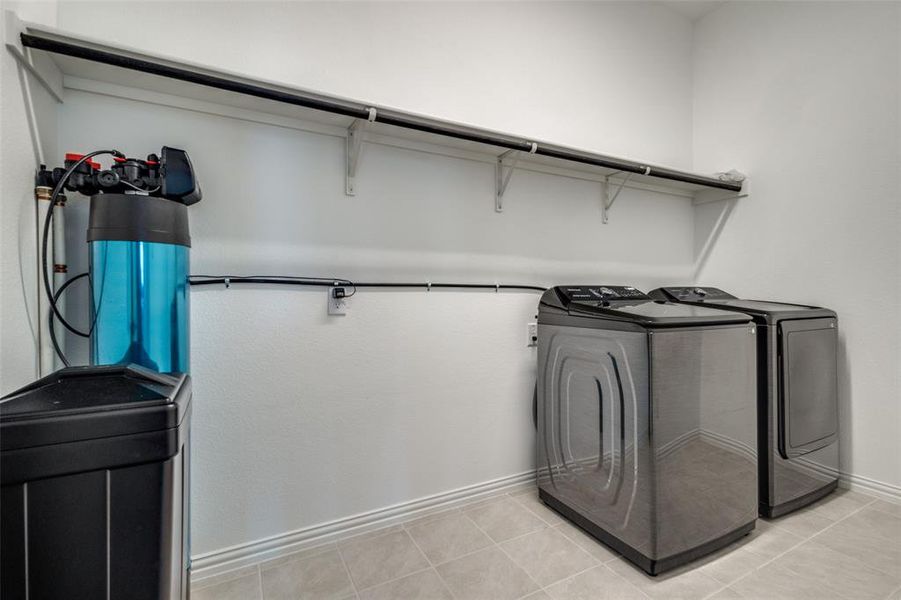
[
  {"xmin": 537, "ymin": 286, "xmax": 758, "ymax": 575},
  {"xmin": 648, "ymin": 287, "xmax": 839, "ymax": 518}
]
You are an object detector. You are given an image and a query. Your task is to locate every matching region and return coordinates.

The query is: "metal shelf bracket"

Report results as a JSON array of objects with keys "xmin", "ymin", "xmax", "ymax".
[
  {"xmin": 345, "ymin": 107, "xmax": 377, "ymax": 196},
  {"xmin": 3, "ymin": 11, "xmax": 64, "ymax": 102},
  {"xmin": 495, "ymin": 142, "xmax": 537, "ymax": 212},
  {"xmin": 601, "ymin": 169, "xmax": 645, "ymax": 224}
]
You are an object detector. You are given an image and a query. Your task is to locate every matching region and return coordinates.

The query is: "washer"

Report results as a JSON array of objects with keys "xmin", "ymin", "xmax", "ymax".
[
  {"xmin": 648, "ymin": 287, "xmax": 839, "ymax": 517},
  {"xmin": 537, "ymin": 285, "xmax": 758, "ymax": 575}
]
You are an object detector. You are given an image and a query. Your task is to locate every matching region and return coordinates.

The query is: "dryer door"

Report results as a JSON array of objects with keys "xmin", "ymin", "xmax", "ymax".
[{"xmin": 778, "ymin": 318, "xmax": 838, "ymax": 459}]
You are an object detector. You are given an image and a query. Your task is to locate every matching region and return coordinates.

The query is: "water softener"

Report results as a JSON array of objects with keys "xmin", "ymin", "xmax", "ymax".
[{"xmin": 39, "ymin": 147, "xmax": 201, "ymax": 372}]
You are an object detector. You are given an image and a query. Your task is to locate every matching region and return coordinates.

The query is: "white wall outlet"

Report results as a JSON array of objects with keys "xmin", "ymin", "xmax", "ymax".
[
  {"xmin": 328, "ymin": 287, "xmax": 348, "ymax": 316},
  {"xmin": 527, "ymin": 322, "xmax": 538, "ymax": 347}
]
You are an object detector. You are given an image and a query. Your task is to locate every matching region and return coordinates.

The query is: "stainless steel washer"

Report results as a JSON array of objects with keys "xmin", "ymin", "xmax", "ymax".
[
  {"xmin": 648, "ymin": 287, "xmax": 839, "ymax": 518},
  {"xmin": 537, "ymin": 286, "xmax": 758, "ymax": 575}
]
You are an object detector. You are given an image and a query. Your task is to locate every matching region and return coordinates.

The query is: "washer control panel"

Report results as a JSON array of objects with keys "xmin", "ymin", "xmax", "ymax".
[
  {"xmin": 661, "ymin": 287, "xmax": 736, "ymax": 301},
  {"xmin": 558, "ymin": 286, "xmax": 649, "ymax": 303}
]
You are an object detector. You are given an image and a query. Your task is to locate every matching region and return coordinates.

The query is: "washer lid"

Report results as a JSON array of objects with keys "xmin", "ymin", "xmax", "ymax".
[
  {"xmin": 650, "ymin": 287, "xmax": 836, "ymax": 323},
  {"xmin": 569, "ymin": 299, "xmax": 752, "ymax": 326},
  {"xmin": 542, "ymin": 286, "xmax": 752, "ymax": 327}
]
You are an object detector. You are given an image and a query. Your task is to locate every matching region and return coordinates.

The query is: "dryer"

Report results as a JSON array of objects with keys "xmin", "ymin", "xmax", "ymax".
[
  {"xmin": 537, "ymin": 285, "xmax": 758, "ymax": 575},
  {"xmin": 648, "ymin": 287, "xmax": 839, "ymax": 517}
]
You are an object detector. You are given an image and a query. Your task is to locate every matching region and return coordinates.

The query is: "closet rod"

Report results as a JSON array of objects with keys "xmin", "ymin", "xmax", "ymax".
[{"xmin": 20, "ymin": 32, "xmax": 743, "ymax": 193}]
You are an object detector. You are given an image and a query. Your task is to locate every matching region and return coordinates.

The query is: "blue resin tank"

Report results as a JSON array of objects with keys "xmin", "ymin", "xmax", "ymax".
[
  {"xmin": 88, "ymin": 192, "xmax": 194, "ymax": 373},
  {"xmin": 91, "ymin": 240, "xmax": 189, "ymax": 373}
]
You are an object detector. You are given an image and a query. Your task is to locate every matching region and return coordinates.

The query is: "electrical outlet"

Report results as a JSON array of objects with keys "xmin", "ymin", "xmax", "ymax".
[
  {"xmin": 527, "ymin": 322, "xmax": 538, "ymax": 347},
  {"xmin": 328, "ymin": 287, "xmax": 348, "ymax": 316}
]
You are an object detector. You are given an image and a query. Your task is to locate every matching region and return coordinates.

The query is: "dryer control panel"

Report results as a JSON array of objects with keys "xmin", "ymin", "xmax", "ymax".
[
  {"xmin": 557, "ymin": 286, "xmax": 649, "ymax": 303},
  {"xmin": 658, "ymin": 287, "xmax": 736, "ymax": 302}
]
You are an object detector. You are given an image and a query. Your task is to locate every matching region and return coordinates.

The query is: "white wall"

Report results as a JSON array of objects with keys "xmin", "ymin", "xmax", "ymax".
[
  {"xmin": 693, "ymin": 1, "xmax": 901, "ymax": 491},
  {"xmin": 58, "ymin": 0, "xmax": 694, "ymax": 169},
  {"xmin": 50, "ymin": 1, "xmax": 700, "ymax": 559},
  {"xmin": 0, "ymin": 0, "xmax": 57, "ymax": 393}
]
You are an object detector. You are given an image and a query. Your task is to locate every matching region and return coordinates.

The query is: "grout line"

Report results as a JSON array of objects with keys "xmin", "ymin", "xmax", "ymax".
[
  {"xmin": 339, "ymin": 530, "xmax": 441, "ymax": 595},
  {"xmin": 432, "ymin": 566, "xmax": 459, "ymax": 600},
  {"xmin": 465, "ymin": 515, "xmax": 545, "ymax": 599},
  {"xmin": 352, "ymin": 565, "xmax": 435, "ymax": 595},
  {"xmin": 404, "ymin": 525, "xmax": 437, "ymax": 567},
  {"xmin": 335, "ymin": 544, "xmax": 361, "ymax": 598},
  {"xmin": 598, "ymin": 562, "xmax": 653, "ymax": 600},
  {"xmin": 716, "ymin": 496, "xmax": 883, "ymax": 597},
  {"xmin": 459, "ymin": 504, "xmax": 627, "ymax": 600},
  {"xmin": 868, "ymin": 502, "xmax": 901, "ymax": 519},
  {"xmin": 464, "ymin": 491, "xmax": 634, "ymax": 599},
  {"xmin": 256, "ymin": 564, "xmax": 263, "ymax": 600}
]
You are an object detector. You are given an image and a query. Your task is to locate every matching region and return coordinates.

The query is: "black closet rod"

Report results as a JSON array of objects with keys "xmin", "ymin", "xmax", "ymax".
[{"xmin": 21, "ymin": 33, "xmax": 742, "ymax": 192}]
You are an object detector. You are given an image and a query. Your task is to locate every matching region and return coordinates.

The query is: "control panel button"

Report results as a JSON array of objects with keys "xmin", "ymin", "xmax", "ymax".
[{"xmin": 560, "ymin": 286, "xmax": 648, "ymax": 302}]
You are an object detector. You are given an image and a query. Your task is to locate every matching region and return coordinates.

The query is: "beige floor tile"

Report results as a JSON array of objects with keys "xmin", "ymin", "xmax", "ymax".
[
  {"xmin": 258, "ymin": 543, "xmax": 337, "ymax": 571},
  {"xmin": 406, "ymin": 512, "xmax": 493, "ymax": 564},
  {"xmin": 339, "ymin": 530, "xmax": 430, "ymax": 590},
  {"xmin": 766, "ymin": 506, "xmax": 835, "ymax": 538},
  {"xmin": 606, "ymin": 558, "xmax": 723, "ymax": 600},
  {"xmin": 545, "ymin": 565, "xmax": 647, "ymax": 600},
  {"xmin": 509, "ymin": 490, "xmax": 565, "ymax": 526},
  {"xmin": 463, "ymin": 496, "xmax": 547, "ymax": 543},
  {"xmin": 358, "ymin": 568, "xmax": 452, "ymax": 600},
  {"xmin": 522, "ymin": 591, "xmax": 552, "ymax": 600},
  {"xmin": 500, "ymin": 527, "xmax": 597, "ymax": 587},
  {"xmin": 458, "ymin": 491, "xmax": 515, "ymax": 511},
  {"xmin": 607, "ymin": 558, "xmax": 723, "ymax": 600},
  {"xmin": 889, "ymin": 585, "xmax": 901, "ymax": 600},
  {"xmin": 739, "ymin": 519, "xmax": 805, "ymax": 559},
  {"xmin": 728, "ymin": 562, "xmax": 843, "ymax": 599},
  {"xmin": 807, "ymin": 488, "xmax": 875, "ymax": 521},
  {"xmin": 436, "ymin": 546, "xmax": 540, "ymax": 600},
  {"xmin": 777, "ymin": 540, "xmax": 900, "ymax": 600},
  {"xmin": 193, "ymin": 564, "xmax": 261, "ymax": 591},
  {"xmin": 403, "ymin": 507, "xmax": 461, "ymax": 529},
  {"xmin": 698, "ymin": 547, "xmax": 769, "ymax": 586},
  {"xmin": 871, "ymin": 499, "xmax": 901, "ymax": 519},
  {"xmin": 261, "ymin": 549, "xmax": 354, "ymax": 600},
  {"xmin": 338, "ymin": 524, "xmax": 404, "ymax": 545},
  {"xmin": 193, "ymin": 570, "xmax": 262, "ymax": 600},
  {"xmin": 707, "ymin": 586, "xmax": 742, "ymax": 600},
  {"xmin": 554, "ymin": 520, "xmax": 619, "ymax": 563},
  {"xmin": 812, "ymin": 507, "xmax": 901, "ymax": 577}
]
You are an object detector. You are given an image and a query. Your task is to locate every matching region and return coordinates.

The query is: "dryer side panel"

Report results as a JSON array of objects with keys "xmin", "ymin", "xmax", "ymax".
[{"xmin": 649, "ymin": 324, "xmax": 758, "ymax": 560}]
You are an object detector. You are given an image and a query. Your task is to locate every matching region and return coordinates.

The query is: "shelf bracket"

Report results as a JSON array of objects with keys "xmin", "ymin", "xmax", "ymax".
[
  {"xmin": 495, "ymin": 143, "xmax": 537, "ymax": 212},
  {"xmin": 601, "ymin": 170, "xmax": 644, "ymax": 224},
  {"xmin": 4, "ymin": 11, "xmax": 64, "ymax": 103},
  {"xmin": 345, "ymin": 107, "xmax": 377, "ymax": 196}
]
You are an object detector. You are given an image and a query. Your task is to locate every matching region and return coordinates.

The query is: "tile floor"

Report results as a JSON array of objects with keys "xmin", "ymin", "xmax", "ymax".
[{"xmin": 192, "ymin": 488, "xmax": 901, "ymax": 600}]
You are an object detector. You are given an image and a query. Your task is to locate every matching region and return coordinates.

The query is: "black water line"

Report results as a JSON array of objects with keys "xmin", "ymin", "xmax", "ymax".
[{"xmin": 188, "ymin": 276, "xmax": 546, "ymax": 293}]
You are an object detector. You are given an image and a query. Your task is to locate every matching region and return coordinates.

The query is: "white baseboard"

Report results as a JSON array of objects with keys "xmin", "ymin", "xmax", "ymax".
[
  {"xmin": 190, "ymin": 469, "xmax": 536, "ymax": 582},
  {"xmin": 838, "ymin": 471, "xmax": 901, "ymax": 504},
  {"xmin": 792, "ymin": 455, "xmax": 901, "ymax": 504}
]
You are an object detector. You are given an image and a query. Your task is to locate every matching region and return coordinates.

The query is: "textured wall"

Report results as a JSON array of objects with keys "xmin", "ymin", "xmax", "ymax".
[
  {"xmin": 693, "ymin": 1, "xmax": 901, "ymax": 491},
  {"xmin": 0, "ymin": 1, "xmax": 57, "ymax": 394}
]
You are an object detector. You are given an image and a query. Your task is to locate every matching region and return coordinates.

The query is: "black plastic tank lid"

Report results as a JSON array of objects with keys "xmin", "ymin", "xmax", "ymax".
[{"xmin": 87, "ymin": 193, "xmax": 192, "ymax": 247}]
